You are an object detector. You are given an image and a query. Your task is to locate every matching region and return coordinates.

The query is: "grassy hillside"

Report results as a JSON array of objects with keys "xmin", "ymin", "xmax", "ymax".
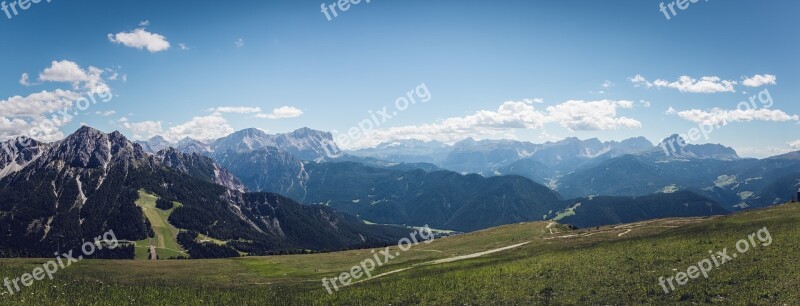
[{"xmin": 1, "ymin": 203, "xmax": 799, "ymax": 304}]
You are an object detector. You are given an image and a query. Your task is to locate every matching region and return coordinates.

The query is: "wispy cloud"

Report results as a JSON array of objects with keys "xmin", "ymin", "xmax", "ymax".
[
  {"xmin": 255, "ymin": 106, "xmax": 304, "ymax": 119},
  {"xmin": 19, "ymin": 73, "xmax": 31, "ymax": 86},
  {"xmin": 630, "ymin": 75, "xmax": 737, "ymax": 93},
  {"xmin": 208, "ymin": 106, "xmax": 262, "ymax": 114},
  {"xmin": 95, "ymin": 110, "xmax": 116, "ymax": 116},
  {"xmin": 669, "ymin": 107, "xmax": 799, "ymax": 126}
]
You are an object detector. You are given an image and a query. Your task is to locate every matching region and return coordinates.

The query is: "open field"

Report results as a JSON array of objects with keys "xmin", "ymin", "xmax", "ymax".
[{"xmin": 1, "ymin": 203, "xmax": 799, "ymax": 305}]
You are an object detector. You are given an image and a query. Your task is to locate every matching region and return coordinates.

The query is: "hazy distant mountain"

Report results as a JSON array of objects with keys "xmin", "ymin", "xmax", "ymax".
[
  {"xmin": 176, "ymin": 137, "xmax": 211, "ymax": 154},
  {"xmin": 440, "ymin": 138, "xmax": 540, "ymax": 175},
  {"xmin": 653, "ymin": 134, "xmax": 740, "ymax": 161},
  {"xmin": 139, "ymin": 127, "xmax": 342, "ymax": 163},
  {"xmin": 349, "ymin": 139, "xmax": 450, "ymax": 164},
  {"xmin": 135, "ymin": 136, "xmax": 171, "ymax": 154},
  {"xmin": 349, "ymin": 136, "xmax": 655, "ymax": 177},
  {"xmin": 209, "ymin": 128, "xmax": 340, "ymax": 162},
  {"xmin": 501, "ymin": 136, "xmax": 655, "ymax": 175},
  {"xmin": 268, "ymin": 127, "xmax": 340, "ymax": 161},
  {"xmin": 554, "ymin": 145, "xmax": 800, "ymax": 210}
]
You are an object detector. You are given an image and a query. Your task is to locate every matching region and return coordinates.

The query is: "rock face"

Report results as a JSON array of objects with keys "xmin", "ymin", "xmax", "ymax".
[
  {"xmin": 0, "ymin": 137, "xmax": 44, "ymax": 179},
  {"xmin": 655, "ymin": 134, "xmax": 740, "ymax": 161},
  {"xmin": 208, "ymin": 127, "xmax": 341, "ymax": 161},
  {"xmin": 155, "ymin": 147, "xmax": 246, "ymax": 192},
  {"xmin": 132, "ymin": 128, "xmax": 340, "ymax": 194},
  {"xmin": 208, "ymin": 148, "xmax": 308, "ymax": 194}
]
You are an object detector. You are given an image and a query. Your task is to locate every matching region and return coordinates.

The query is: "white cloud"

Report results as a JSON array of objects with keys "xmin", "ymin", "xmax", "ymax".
[
  {"xmin": 545, "ymin": 100, "xmax": 641, "ymax": 131},
  {"xmin": 0, "ymin": 60, "xmax": 117, "ymax": 142},
  {"xmin": 108, "ymin": 29, "xmax": 170, "ymax": 53},
  {"xmin": 38, "ymin": 60, "xmax": 111, "ymax": 94},
  {"xmin": 0, "ymin": 89, "xmax": 83, "ymax": 142},
  {"xmin": 631, "ymin": 75, "xmax": 737, "ymax": 93},
  {"xmin": 255, "ymin": 106, "xmax": 304, "ymax": 119},
  {"xmin": 788, "ymin": 140, "xmax": 800, "ymax": 150},
  {"xmin": 338, "ymin": 99, "xmax": 641, "ymax": 149},
  {"xmin": 235, "ymin": 38, "xmax": 245, "ymax": 48},
  {"xmin": 138, "ymin": 20, "xmax": 150, "ymax": 27},
  {"xmin": 670, "ymin": 107, "xmax": 800, "ymax": 126},
  {"xmin": 179, "ymin": 43, "xmax": 189, "ymax": 50},
  {"xmin": 208, "ymin": 106, "xmax": 262, "ymax": 114},
  {"xmin": 0, "ymin": 89, "xmax": 80, "ymax": 118},
  {"xmin": 601, "ymin": 80, "xmax": 614, "ymax": 88},
  {"xmin": 95, "ymin": 110, "xmax": 116, "ymax": 116},
  {"xmin": 0, "ymin": 116, "xmax": 68, "ymax": 142},
  {"xmin": 741, "ymin": 74, "xmax": 777, "ymax": 87}
]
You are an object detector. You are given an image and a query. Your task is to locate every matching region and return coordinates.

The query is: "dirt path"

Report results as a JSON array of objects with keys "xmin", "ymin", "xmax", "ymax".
[
  {"xmin": 546, "ymin": 222, "xmax": 556, "ymax": 234},
  {"xmin": 425, "ymin": 242, "xmax": 530, "ymax": 265},
  {"xmin": 149, "ymin": 239, "xmax": 157, "ymax": 261},
  {"xmin": 349, "ymin": 241, "xmax": 531, "ymax": 286}
]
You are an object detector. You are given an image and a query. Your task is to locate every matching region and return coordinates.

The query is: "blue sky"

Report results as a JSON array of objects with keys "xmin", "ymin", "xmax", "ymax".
[{"xmin": 0, "ymin": 0, "xmax": 798, "ymax": 157}]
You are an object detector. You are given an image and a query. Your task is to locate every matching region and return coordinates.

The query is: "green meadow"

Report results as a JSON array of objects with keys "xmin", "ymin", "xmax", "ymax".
[{"xmin": 1, "ymin": 203, "xmax": 799, "ymax": 305}]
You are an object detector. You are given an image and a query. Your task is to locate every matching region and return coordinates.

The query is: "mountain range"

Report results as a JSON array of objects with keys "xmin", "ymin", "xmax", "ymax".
[{"xmin": 3, "ymin": 125, "xmax": 799, "ymax": 258}]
